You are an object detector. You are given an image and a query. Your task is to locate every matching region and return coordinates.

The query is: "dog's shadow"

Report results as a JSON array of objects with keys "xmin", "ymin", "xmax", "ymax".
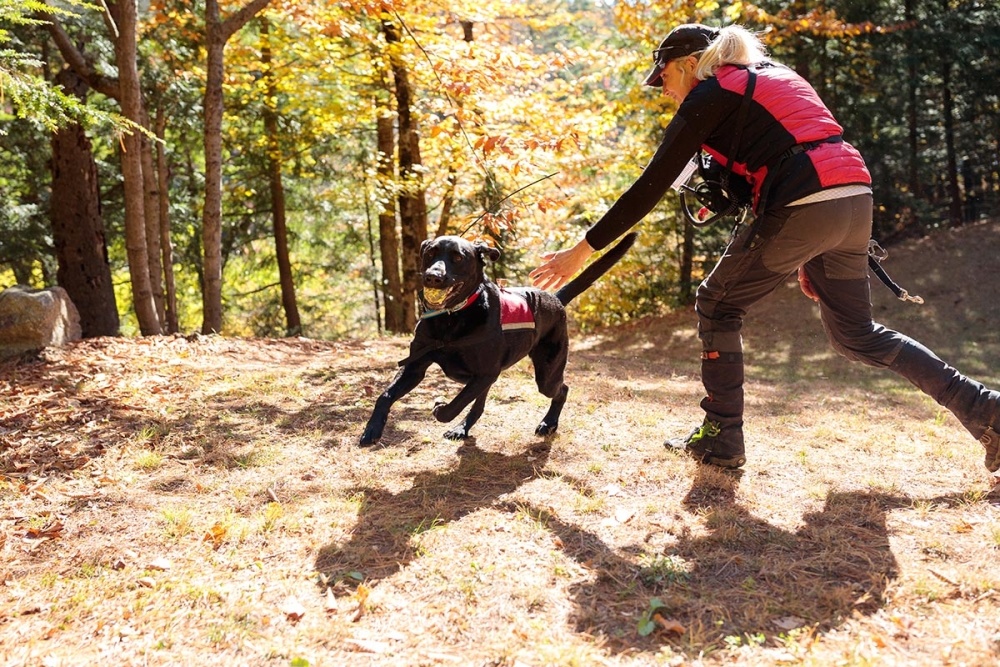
[{"xmin": 315, "ymin": 442, "xmax": 551, "ymax": 582}]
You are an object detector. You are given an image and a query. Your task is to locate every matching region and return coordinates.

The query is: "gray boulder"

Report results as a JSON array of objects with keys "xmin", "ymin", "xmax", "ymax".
[{"xmin": 0, "ymin": 285, "xmax": 82, "ymax": 359}]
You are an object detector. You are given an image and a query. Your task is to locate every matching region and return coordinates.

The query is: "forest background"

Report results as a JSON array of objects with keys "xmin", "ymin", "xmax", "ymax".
[{"xmin": 2, "ymin": 0, "xmax": 999, "ymax": 341}]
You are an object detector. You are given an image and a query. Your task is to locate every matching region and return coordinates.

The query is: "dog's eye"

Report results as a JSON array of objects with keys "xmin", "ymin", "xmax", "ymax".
[{"xmin": 451, "ymin": 252, "xmax": 464, "ymax": 263}]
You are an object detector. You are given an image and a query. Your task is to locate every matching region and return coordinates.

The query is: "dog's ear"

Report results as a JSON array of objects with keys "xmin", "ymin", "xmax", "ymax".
[
  {"xmin": 420, "ymin": 238, "xmax": 433, "ymax": 255},
  {"xmin": 474, "ymin": 242, "xmax": 501, "ymax": 263}
]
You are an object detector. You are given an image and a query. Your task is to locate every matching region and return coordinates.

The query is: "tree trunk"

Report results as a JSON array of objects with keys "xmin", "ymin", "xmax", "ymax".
[
  {"xmin": 436, "ymin": 18, "xmax": 469, "ymax": 237},
  {"xmin": 435, "ymin": 166, "xmax": 457, "ymax": 238},
  {"xmin": 201, "ymin": 0, "xmax": 271, "ymax": 334},
  {"xmin": 109, "ymin": 0, "xmax": 160, "ymax": 335},
  {"xmin": 155, "ymin": 107, "xmax": 179, "ymax": 334},
  {"xmin": 44, "ymin": 4, "xmax": 158, "ymax": 333},
  {"xmin": 201, "ymin": 2, "xmax": 227, "ymax": 334},
  {"xmin": 905, "ymin": 0, "xmax": 921, "ymax": 199},
  {"xmin": 376, "ymin": 112, "xmax": 405, "ymax": 332},
  {"xmin": 140, "ymin": 109, "xmax": 165, "ymax": 324},
  {"xmin": 362, "ymin": 179, "xmax": 383, "ymax": 334},
  {"xmin": 383, "ymin": 17, "xmax": 427, "ymax": 330},
  {"xmin": 50, "ymin": 68, "xmax": 120, "ymax": 338},
  {"xmin": 941, "ymin": 61, "xmax": 963, "ymax": 225},
  {"xmin": 261, "ymin": 18, "xmax": 301, "ymax": 336}
]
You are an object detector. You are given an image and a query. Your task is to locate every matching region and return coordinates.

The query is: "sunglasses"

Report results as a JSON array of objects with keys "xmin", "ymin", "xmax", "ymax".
[
  {"xmin": 651, "ymin": 47, "xmax": 674, "ymax": 67},
  {"xmin": 652, "ymin": 44, "xmax": 705, "ymax": 67}
]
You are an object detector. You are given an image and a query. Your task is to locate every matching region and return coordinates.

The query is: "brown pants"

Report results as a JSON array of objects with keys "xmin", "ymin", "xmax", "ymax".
[{"xmin": 694, "ymin": 194, "xmax": 961, "ymax": 428}]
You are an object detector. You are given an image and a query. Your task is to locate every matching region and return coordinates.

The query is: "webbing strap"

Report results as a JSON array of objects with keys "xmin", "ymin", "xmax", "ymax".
[
  {"xmin": 719, "ymin": 67, "xmax": 757, "ymax": 202},
  {"xmin": 868, "ymin": 240, "xmax": 924, "ymax": 304}
]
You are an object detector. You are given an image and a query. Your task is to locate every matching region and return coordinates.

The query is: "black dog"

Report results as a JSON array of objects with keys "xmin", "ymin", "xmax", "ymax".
[{"xmin": 359, "ymin": 232, "xmax": 636, "ymax": 445}]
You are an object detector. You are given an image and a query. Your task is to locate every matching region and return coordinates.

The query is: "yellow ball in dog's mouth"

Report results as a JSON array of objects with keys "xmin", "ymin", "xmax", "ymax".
[{"xmin": 423, "ymin": 287, "xmax": 451, "ymax": 308}]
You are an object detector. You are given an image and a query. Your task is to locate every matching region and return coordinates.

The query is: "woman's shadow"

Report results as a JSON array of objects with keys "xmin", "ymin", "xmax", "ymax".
[
  {"xmin": 315, "ymin": 449, "xmax": 953, "ymax": 656},
  {"xmin": 523, "ymin": 465, "xmax": 911, "ymax": 653}
]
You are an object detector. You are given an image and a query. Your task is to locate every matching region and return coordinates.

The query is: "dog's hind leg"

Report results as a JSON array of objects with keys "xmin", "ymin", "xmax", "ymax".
[
  {"xmin": 535, "ymin": 384, "xmax": 568, "ymax": 436},
  {"xmin": 529, "ymin": 335, "xmax": 569, "ymax": 436},
  {"xmin": 443, "ymin": 391, "xmax": 489, "ymax": 440}
]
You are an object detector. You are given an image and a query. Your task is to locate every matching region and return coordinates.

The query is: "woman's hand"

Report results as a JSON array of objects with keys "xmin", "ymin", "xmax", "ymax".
[
  {"xmin": 797, "ymin": 266, "xmax": 820, "ymax": 302},
  {"xmin": 530, "ymin": 238, "xmax": 595, "ymax": 291}
]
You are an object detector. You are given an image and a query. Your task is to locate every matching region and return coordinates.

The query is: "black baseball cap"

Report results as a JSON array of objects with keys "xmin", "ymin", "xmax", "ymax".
[{"xmin": 642, "ymin": 24, "xmax": 720, "ymax": 87}]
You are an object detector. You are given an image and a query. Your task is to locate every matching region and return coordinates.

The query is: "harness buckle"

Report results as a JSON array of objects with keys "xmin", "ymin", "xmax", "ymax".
[
  {"xmin": 868, "ymin": 239, "xmax": 889, "ymax": 262},
  {"xmin": 897, "ymin": 289, "xmax": 925, "ymax": 305}
]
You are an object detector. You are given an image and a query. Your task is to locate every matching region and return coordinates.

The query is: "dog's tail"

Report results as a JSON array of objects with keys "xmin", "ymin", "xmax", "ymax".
[{"xmin": 555, "ymin": 232, "xmax": 638, "ymax": 306}]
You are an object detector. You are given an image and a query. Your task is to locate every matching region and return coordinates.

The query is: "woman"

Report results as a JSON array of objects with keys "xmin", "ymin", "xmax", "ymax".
[{"xmin": 530, "ymin": 23, "xmax": 1000, "ymax": 470}]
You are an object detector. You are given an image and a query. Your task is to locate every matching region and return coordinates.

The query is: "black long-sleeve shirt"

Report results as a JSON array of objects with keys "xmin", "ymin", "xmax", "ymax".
[{"xmin": 585, "ymin": 63, "xmax": 871, "ymax": 251}]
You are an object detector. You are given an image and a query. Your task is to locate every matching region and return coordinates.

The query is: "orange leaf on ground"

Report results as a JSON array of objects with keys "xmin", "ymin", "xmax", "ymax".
[
  {"xmin": 25, "ymin": 521, "xmax": 63, "ymax": 540},
  {"xmin": 281, "ymin": 596, "xmax": 306, "ymax": 622},
  {"xmin": 204, "ymin": 522, "xmax": 227, "ymax": 549},
  {"xmin": 652, "ymin": 613, "xmax": 685, "ymax": 635}
]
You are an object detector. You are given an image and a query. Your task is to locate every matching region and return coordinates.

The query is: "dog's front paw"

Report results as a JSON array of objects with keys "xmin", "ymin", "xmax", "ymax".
[
  {"xmin": 443, "ymin": 426, "xmax": 471, "ymax": 440},
  {"xmin": 534, "ymin": 421, "xmax": 558, "ymax": 437},
  {"xmin": 359, "ymin": 424, "xmax": 382, "ymax": 447}
]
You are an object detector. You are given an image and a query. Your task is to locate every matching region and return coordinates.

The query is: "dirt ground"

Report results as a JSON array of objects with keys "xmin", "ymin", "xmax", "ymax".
[{"xmin": 3, "ymin": 219, "xmax": 1000, "ymax": 666}]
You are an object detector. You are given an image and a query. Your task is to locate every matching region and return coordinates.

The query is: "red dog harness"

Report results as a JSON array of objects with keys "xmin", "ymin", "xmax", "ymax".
[{"xmin": 499, "ymin": 289, "xmax": 535, "ymax": 332}]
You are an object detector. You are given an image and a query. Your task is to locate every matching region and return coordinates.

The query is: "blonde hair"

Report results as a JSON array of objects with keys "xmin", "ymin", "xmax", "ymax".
[{"xmin": 693, "ymin": 25, "xmax": 769, "ymax": 81}]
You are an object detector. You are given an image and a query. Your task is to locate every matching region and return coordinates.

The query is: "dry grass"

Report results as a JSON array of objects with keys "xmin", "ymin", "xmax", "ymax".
[{"xmin": 3, "ymin": 220, "xmax": 1000, "ymax": 666}]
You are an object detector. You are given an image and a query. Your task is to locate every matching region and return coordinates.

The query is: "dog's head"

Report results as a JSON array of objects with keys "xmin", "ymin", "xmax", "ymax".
[{"xmin": 419, "ymin": 236, "xmax": 500, "ymax": 310}]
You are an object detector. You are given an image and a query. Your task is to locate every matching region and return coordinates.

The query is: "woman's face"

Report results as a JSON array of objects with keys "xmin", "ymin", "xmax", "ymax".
[{"xmin": 660, "ymin": 56, "xmax": 699, "ymax": 103}]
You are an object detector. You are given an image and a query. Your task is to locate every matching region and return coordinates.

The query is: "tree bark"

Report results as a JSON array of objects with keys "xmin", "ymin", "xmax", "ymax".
[
  {"xmin": 905, "ymin": 0, "xmax": 921, "ymax": 199},
  {"xmin": 140, "ymin": 109, "xmax": 165, "ymax": 324},
  {"xmin": 382, "ymin": 16, "xmax": 427, "ymax": 330},
  {"xmin": 201, "ymin": 1, "xmax": 227, "ymax": 334},
  {"xmin": 201, "ymin": 0, "xmax": 271, "ymax": 334},
  {"xmin": 941, "ymin": 60, "xmax": 963, "ymax": 225},
  {"xmin": 50, "ymin": 68, "xmax": 120, "ymax": 338},
  {"xmin": 46, "ymin": 4, "xmax": 160, "ymax": 334},
  {"xmin": 155, "ymin": 107, "xmax": 179, "ymax": 334},
  {"xmin": 435, "ymin": 166, "xmax": 457, "ymax": 238},
  {"xmin": 376, "ymin": 112, "xmax": 405, "ymax": 332},
  {"xmin": 260, "ymin": 18, "xmax": 301, "ymax": 336},
  {"xmin": 679, "ymin": 216, "xmax": 695, "ymax": 306},
  {"xmin": 108, "ymin": 0, "xmax": 160, "ymax": 335}
]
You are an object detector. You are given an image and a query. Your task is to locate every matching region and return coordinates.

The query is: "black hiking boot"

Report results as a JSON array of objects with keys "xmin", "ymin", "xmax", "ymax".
[
  {"xmin": 666, "ymin": 420, "xmax": 746, "ymax": 469},
  {"xmin": 888, "ymin": 341, "xmax": 1000, "ymax": 472},
  {"xmin": 980, "ymin": 425, "xmax": 1000, "ymax": 473},
  {"xmin": 957, "ymin": 391, "xmax": 1000, "ymax": 472}
]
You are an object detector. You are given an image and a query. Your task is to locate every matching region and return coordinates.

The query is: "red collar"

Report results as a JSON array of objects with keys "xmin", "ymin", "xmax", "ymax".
[{"xmin": 419, "ymin": 286, "xmax": 483, "ymax": 319}]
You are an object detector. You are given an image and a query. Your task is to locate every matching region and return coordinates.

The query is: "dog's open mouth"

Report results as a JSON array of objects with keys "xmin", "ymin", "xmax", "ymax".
[{"xmin": 422, "ymin": 283, "xmax": 463, "ymax": 310}]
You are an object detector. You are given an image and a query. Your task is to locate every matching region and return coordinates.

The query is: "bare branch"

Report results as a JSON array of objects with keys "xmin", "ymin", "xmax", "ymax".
[
  {"xmin": 220, "ymin": 0, "xmax": 271, "ymax": 43},
  {"xmin": 40, "ymin": 13, "xmax": 121, "ymax": 100}
]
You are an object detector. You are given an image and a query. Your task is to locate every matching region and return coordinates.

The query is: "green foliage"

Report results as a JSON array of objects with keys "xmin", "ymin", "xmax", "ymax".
[
  {"xmin": 3, "ymin": 0, "xmax": 1000, "ymax": 336},
  {"xmin": 742, "ymin": 0, "xmax": 1000, "ymax": 237},
  {"xmin": 0, "ymin": 114, "xmax": 53, "ymax": 287},
  {"xmin": 636, "ymin": 597, "xmax": 669, "ymax": 637},
  {"xmin": 0, "ymin": 1, "xmax": 138, "ymax": 133},
  {"xmin": 0, "ymin": 57, "xmax": 118, "ymax": 132}
]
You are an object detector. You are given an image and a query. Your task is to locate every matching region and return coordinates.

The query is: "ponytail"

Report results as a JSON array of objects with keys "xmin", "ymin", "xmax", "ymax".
[{"xmin": 694, "ymin": 25, "xmax": 769, "ymax": 81}]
